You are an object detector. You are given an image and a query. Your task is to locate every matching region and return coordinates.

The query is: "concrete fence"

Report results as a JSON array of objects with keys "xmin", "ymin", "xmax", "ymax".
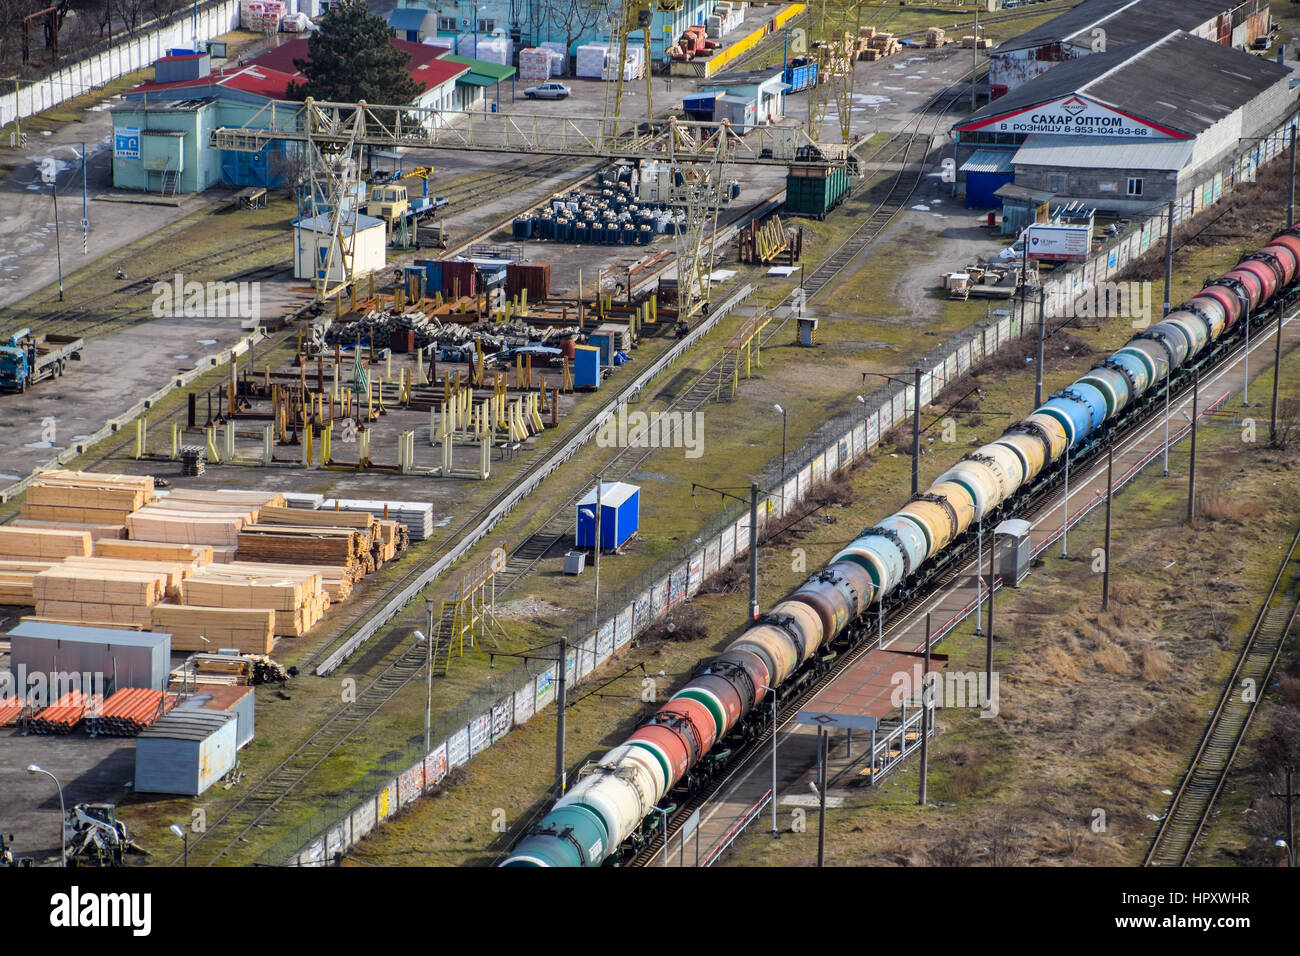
[{"xmin": 1, "ymin": 0, "xmax": 242, "ymax": 129}]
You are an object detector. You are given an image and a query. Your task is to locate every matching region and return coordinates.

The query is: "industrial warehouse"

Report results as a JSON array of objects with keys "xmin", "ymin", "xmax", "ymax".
[{"xmin": 1, "ymin": 0, "xmax": 1300, "ymax": 914}]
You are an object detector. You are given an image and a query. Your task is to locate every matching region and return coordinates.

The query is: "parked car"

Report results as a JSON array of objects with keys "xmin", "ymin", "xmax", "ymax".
[{"xmin": 525, "ymin": 82, "xmax": 571, "ymax": 100}]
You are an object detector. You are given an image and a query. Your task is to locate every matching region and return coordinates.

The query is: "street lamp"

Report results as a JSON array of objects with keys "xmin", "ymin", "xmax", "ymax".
[
  {"xmin": 773, "ymin": 403, "xmax": 787, "ymax": 482},
  {"xmin": 26, "ymin": 764, "xmax": 66, "ymax": 867},
  {"xmin": 864, "ymin": 370, "xmax": 921, "ymax": 495},
  {"xmin": 38, "ymin": 158, "xmax": 64, "ymax": 302},
  {"xmin": 169, "ymin": 823, "xmax": 189, "ymax": 867},
  {"xmin": 760, "ymin": 684, "xmax": 779, "ymax": 835},
  {"xmin": 1276, "ymin": 839, "xmax": 1296, "ymax": 868},
  {"xmin": 416, "ymin": 620, "xmax": 431, "ymax": 752},
  {"xmin": 855, "ymin": 394, "xmax": 867, "ymax": 457}
]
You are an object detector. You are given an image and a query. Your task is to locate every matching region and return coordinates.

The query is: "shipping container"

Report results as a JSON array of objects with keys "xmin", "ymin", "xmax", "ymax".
[
  {"xmin": 782, "ymin": 61, "xmax": 818, "ymax": 92},
  {"xmin": 135, "ymin": 710, "xmax": 237, "ymax": 795},
  {"xmin": 505, "ymin": 262, "xmax": 551, "ymax": 300},
  {"xmin": 572, "ymin": 344, "xmax": 600, "ymax": 388},
  {"xmin": 783, "ymin": 166, "xmax": 849, "ymax": 219}
]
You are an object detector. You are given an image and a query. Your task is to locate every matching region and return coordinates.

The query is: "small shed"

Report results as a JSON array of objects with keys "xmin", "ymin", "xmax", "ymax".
[
  {"xmin": 576, "ymin": 481, "xmax": 640, "ymax": 550},
  {"xmin": 960, "ymin": 150, "xmax": 1017, "ymax": 209},
  {"xmin": 8, "ymin": 621, "xmax": 171, "ymax": 693},
  {"xmin": 292, "ymin": 213, "xmax": 387, "ymax": 283},
  {"xmin": 175, "ymin": 684, "xmax": 255, "ymax": 749},
  {"xmin": 388, "ymin": 7, "xmax": 436, "ymax": 43},
  {"xmin": 572, "ymin": 344, "xmax": 601, "ymax": 388},
  {"xmin": 135, "ymin": 710, "xmax": 237, "ymax": 796},
  {"xmin": 699, "ymin": 68, "xmax": 790, "ymax": 123}
]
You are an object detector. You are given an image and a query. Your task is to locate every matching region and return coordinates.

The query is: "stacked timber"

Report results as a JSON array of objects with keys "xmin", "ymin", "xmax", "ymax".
[
  {"xmin": 149, "ymin": 604, "xmax": 276, "ymax": 653},
  {"xmin": 181, "ymin": 564, "xmax": 329, "ymax": 636},
  {"xmin": 0, "ymin": 560, "xmax": 58, "ymax": 605},
  {"xmin": 21, "ymin": 472, "xmax": 153, "ymax": 525},
  {"xmin": 0, "ymin": 527, "xmax": 93, "ymax": 560},
  {"xmin": 12, "ymin": 519, "xmax": 128, "ymax": 539},
  {"xmin": 236, "ymin": 524, "xmax": 367, "ymax": 575},
  {"xmin": 32, "ymin": 565, "xmax": 169, "ymax": 627},
  {"xmin": 93, "ymin": 539, "xmax": 214, "ymax": 566},
  {"xmin": 127, "ymin": 489, "xmax": 286, "ymax": 546},
  {"xmin": 320, "ymin": 498, "xmax": 433, "ymax": 541},
  {"xmin": 925, "ymin": 27, "xmax": 945, "ymax": 48},
  {"xmin": 221, "ymin": 560, "xmax": 353, "ymax": 602},
  {"xmin": 60, "ymin": 556, "xmax": 196, "ymax": 599}
]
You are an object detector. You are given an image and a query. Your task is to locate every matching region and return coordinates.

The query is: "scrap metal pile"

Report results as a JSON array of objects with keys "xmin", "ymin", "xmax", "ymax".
[{"xmin": 322, "ymin": 309, "xmax": 584, "ymax": 353}]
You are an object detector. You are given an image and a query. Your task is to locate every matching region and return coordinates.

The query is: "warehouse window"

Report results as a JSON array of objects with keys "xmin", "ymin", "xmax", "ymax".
[
  {"xmin": 478, "ymin": 17, "xmax": 494, "ymax": 32},
  {"xmin": 1127, "ymin": 177, "xmax": 1143, "ymax": 196},
  {"xmin": 439, "ymin": 16, "xmax": 456, "ymax": 30},
  {"xmin": 1047, "ymin": 173, "xmax": 1066, "ymax": 193}
]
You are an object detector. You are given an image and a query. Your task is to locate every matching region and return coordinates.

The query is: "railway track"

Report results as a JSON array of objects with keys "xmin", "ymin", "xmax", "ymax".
[
  {"xmin": 620, "ymin": 297, "xmax": 1300, "ymax": 868},
  {"xmin": 1143, "ymin": 523, "xmax": 1300, "ymax": 867}
]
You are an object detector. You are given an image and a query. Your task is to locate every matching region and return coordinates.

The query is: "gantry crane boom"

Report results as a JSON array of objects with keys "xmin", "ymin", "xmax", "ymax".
[{"xmin": 212, "ymin": 98, "xmax": 846, "ymax": 311}]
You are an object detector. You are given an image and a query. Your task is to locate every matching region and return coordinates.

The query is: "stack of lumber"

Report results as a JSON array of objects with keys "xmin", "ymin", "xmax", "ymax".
[
  {"xmin": 60, "ymin": 556, "xmax": 196, "ymax": 599},
  {"xmin": 861, "ymin": 31, "xmax": 900, "ymax": 60},
  {"xmin": 181, "ymin": 564, "xmax": 329, "ymax": 636},
  {"xmin": 150, "ymin": 604, "xmax": 276, "ymax": 653},
  {"xmin": 12, "ymin": 519, "xmax": 127, "ymax": 539},
  {"xmin": 221, "ymin": 560, "xmax": 353, "ymax": 602},
  {"xmin": 320, "ymin": 498, "xmax": 434, "ymax": 541},
  {"xmin": 32, "ymin": 565, "xmax": 169, "ymax": 627},
  {"xmin": 282, "ymin": 492, "xmax": 326, "ymax": 509},
  {"xmin": 0, "ymin": 526, "xmax": 92, "ymax": 560},
  {"xmin": 237, "ymin": 524, "xmax": 367, "ymax": 574},
  {"xmin": 126, "ymin": 489, "xmax": 286, "ymax": 546},
  {"xmin": 253, "ymin": 504, "xmax": 405, "ymax": 571},
  {"xmin": 0, "ymin": 559, "xmax": 58, "ymax": 605},
  {"xmin": 30, "ymin": 690, "xmax": 102, "ymax": 734},
  {"xmin": 925, "ymin": 27, "xmax": 945, "ymax": 48},
  {"xmin": 170, "ymin": 653, "xmax": 253, "ymax": 688},
  {"xmin": 93, "ymin": 539, "xmax": 214, "ymax": 565},
  {"xmin": 86, "ymin": 688, "xmax": 178, "ymax": 736},
  {"xmin": 21, "ymin": 471, "xmax": 153, "ymax": 526},
  {"xmin": 959, "ymin": 35, "xmax": 990, "ymax": 49}
]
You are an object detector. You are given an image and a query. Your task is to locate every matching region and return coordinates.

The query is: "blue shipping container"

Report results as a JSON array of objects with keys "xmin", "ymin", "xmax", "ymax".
[{"xmin": 575, "ymin": 481, "xmax": 640, "ymax": 550}]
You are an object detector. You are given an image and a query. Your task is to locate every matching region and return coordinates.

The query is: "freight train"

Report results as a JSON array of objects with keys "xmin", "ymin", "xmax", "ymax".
[{"xmin": 501, "ymin": 225, "xmax": 1300, "ymax": 867}]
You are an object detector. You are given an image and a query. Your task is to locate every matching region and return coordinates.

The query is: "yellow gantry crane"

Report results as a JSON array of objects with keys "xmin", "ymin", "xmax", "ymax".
[{"xmin": 806, "ymin": 0, "xmax": 865, "ymax": 146}]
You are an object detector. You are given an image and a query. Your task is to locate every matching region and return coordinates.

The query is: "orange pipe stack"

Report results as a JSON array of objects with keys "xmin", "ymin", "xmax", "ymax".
[
  {"xmin": 0, "ymin": 698, "xmax": 27, "ymax": 726},
  {"xmin": 86, "ymin": 688, "xmax": 177, "ymax": 737},
  {"xmin": 30, "ymin": 690, "xmax": 101, "ymax": 734}
]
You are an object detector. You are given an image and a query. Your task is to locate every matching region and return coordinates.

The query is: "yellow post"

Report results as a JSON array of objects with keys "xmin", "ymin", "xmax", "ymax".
[
  {"xmin": 322, "ymin": 425, "xmax": 332, "ymax": 465},
  {"xmin": 171, "ymin": 422, "xmax": 181, "ymax": 460},
  {"xmin": 304, "ymin": 423, "xmax": 314, "ymax": 467},
  {"xmin": 134, "ymin": 419, "xmax": 145, "ymax": 459}
]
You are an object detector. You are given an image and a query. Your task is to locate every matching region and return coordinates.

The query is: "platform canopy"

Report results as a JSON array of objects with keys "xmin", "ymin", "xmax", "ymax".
[{"xmin": 797, "ymin": 648, "xmax": 947, "ymax": 731}]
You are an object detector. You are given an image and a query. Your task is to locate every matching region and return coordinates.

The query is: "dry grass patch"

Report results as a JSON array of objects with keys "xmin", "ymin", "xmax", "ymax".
[{"xmin": 1140, "ymin": 647, "xmax": 1171, "ymax": 682}]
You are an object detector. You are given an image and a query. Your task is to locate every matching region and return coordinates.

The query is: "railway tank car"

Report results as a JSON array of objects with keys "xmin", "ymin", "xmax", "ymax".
[{"xmin": 501, "ymin": 224, "xmax": 1300, "ymax": 867}]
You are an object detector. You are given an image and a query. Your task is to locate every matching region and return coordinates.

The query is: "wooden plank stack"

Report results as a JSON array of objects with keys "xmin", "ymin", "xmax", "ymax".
[
  {"xmin": 150, "ymin": 604, "xmax": 276, "ymax": 653},
  {"xmin": 21, "ymin": 471, "xmax": 154, "ymax": 525},
  {"xmin": 181, "ymin": 564, "xmax": 329, "ymax": 637},
  {"xmin": 925, "ymin": 27, "xmax": 945, "ymax": 48},
  {"xmin": 0, "ymin": 560, "xmax": 58, "ymax": 605},
  {"xmin": 237, "ymin": 524, "xmax": 367, "ymax": 575},
  {"xmin": 32, "ymin": 565, "xmax": 170, "ymax": 627},
  {"xmin": 0, "ymin": 526, "xmax": 92, "ymax": 560},
  {"xmin": 127, "ymin": 490, "xmax": 285, "ymax": 547}
]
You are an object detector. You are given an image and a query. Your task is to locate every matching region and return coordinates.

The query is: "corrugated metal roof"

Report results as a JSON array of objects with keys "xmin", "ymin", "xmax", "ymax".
[
  {"xmin": 138, "ymin": 710, "xmax": 234, "ymax": 741},
  {"xmin": 9, "ymin": 621, "xmax": 171, "ymax": 649},
  {"xmin": 961, "ymin": 149, "xmax": 1017, "ymax": 173},
  {"xmin": 439, "ymin": 53, "xmax": 517, "ymax": 82},
  {"xmin": 293, "ymin": 213, "xmax": 386, "ymax": 235},
  {"xmin": 959, "ymin": 31, "xmax": 1289, "ymax": 137},
  {"xmin": 997, "ymin": 0, "xmax": 1243, "ymax": 53},
  {"xmin": 1012, "ymin": 134, "xmax": 1194, "ymax": 169}
]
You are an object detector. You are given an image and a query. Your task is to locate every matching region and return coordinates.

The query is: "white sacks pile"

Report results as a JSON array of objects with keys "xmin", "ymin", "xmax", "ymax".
[
  {"xmin": 457, "ymin": 33, "xmax": 512, "ymax": 65},
  {"xmin": 541, "ymin": 42, "xmax": 569, "ymax": 76},
  {"xmin": 519, "ymin": 47, "xmax": 552, "ymax": 82},
  {"xmin": 601, "ymin": 45, "xmax": 645, "ymax": 82},
  {"xmin": 240, "ymin": 0, "xmax": 284, "ymax": 32},
  {"xmin": 575, "ymin": 42, "xmax": 609, "ymax": 79}
]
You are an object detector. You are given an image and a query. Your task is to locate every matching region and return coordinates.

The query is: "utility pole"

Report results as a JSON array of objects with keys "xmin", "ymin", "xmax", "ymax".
[
  {"xmin": 1188, "ymin": 367, "xmax": 1199, "ymax": 522},
  {"xmin": 1272, "ymin": 767, "xmax": 1297, "ymax": 867},
  {"xmin": 1034, "ymin": 287, "xmax": 1045, "ymax": 407},
  {"xmin": 970, "ymin": 7, "xmax": 979, "ymax": 112},
  {"xmin": 424, "ymin": 599, "xmax": 433, "ymax": 752},
  {"xmin": 985, "ymin": 521, "xmax": 994, "ymax": 689},
  {"xmin": 50, "ymin": 178, "xmax": 64, "ymax": 301},
  {"xmin": 919, "ymin": 611, "xmax": 931, "ymax": 806},
  {"xmin": 556, "ymin": 635, "xmax": 568, "ymax": 795},
  {"xmin": 1163, "ymin": 200, "xmax": 1174, "ymax": 317},
  {"xmin": 816, "ymin": 727, "xmax": 827, "ymax": 867},
  {"xmin": 1101, "ymin": 444, "xmax": 1113, "ymax": 613},
  {"xmin": 749, "ymin": 482, "xmax": 760, "ymax": 623},
  {"xmin": 1272, "ymin": 305, "xmax": 1284, "ymax": 446},
  {"xmin": 593, "ymin": 475, "xmax": 602, "ymax": 633},
  {"xmin": 1061, "ymin": 452, "xmax": 1070, "ymax": 557},
  {"xmin": 1290, "ymin": 120, "xmax": 1296, "ymax": 229},
  {"xmin": 911, "ymin": 368, "xmax": 921, "ymax": 496}
]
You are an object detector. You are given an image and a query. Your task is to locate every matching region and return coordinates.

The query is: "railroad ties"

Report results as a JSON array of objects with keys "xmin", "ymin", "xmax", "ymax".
[{"xmin": 1144, "ymin": 525, "xmax": 1300, "ymax": 866}]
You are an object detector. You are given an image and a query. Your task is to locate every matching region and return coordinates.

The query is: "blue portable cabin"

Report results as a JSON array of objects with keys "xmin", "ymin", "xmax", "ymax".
[
  {"xmin": 572, "ymin": 344, "xmax": 600, "ymax": 388},
  {"xmin": 682, "ymin": 93, "xmax": 716, "ymax": 123},
  {"xmin": 575, "ymin": 481, "xmax": 640, "ymax": 550}
]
